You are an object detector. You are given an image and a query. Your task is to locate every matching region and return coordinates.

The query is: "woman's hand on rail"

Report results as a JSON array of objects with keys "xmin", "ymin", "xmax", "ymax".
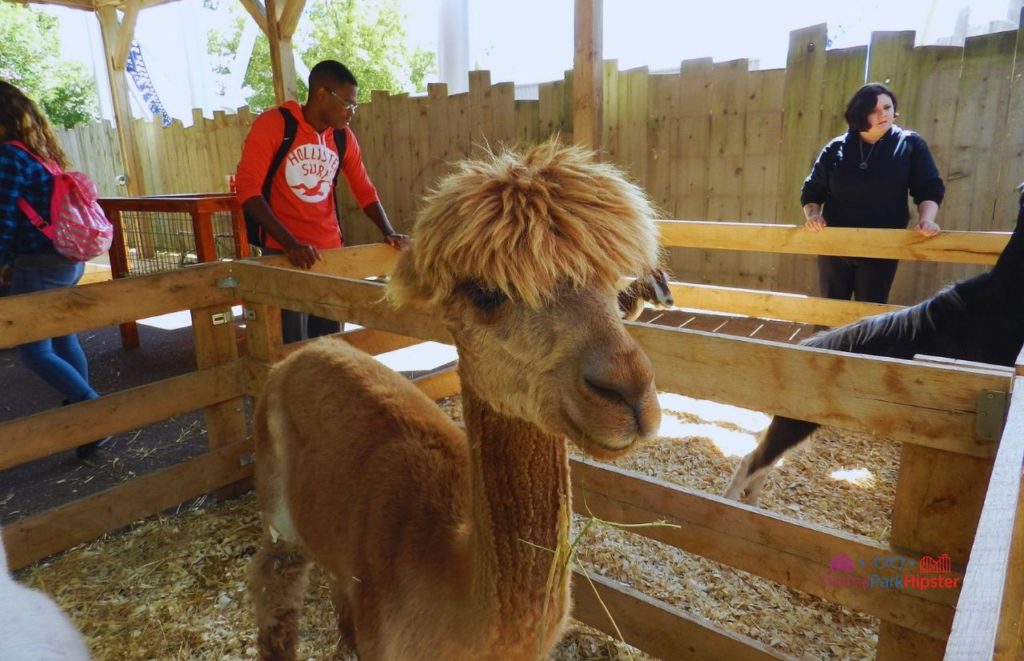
[
  {"xmin": 804, "ymin": 213, "xmax": 827, "ymax": 232},
  {"xmin": 914, "ymin": 218, "xmax": 941, "ymax": 237}
]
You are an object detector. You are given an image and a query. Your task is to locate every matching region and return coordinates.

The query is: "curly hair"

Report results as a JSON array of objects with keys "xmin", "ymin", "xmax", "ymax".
[
  {"xmin": 844, "ymin": 82, "xmax": 898, "ymax": 133},
  {"xmin": 0, "ymin": 80, "xmax": 68, "ymax": 169}
]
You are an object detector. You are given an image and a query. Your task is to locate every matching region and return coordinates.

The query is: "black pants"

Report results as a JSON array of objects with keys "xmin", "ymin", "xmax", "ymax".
[
  {"xmin": 817, "ymin": 255, "xmax": 899, "ymax": 304},
  {"xmin": 262, "ymin": 248, "xmax": 342, "ymax": 344}
]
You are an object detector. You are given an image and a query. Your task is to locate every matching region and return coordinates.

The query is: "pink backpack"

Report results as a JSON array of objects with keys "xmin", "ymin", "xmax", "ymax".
[{"xmin": 8, "ymin": 141, "xmax": 114, "ymax": 262}]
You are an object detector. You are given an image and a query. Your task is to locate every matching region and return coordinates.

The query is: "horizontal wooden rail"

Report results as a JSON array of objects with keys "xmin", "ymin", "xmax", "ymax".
[
  {"xmin": 657, "ymin": 221, "xmax": 1008, "ymax": 264},
  {"xmin": 404, "ymin": 365, "xmax": 957, "ymax": 640},
  {"xmin": 0, "ymin": 363, "xmax": 244, "ymax": 471},
  {"xmin": 668, "ymin": 281, "xmax": 899, "ymax": 327},
  {"xmin": 0, "ymin": 261, "xmax": 235, "ymax": 349},
  {"xmin": 572, "ymin": 568, "xmax": 790, "ymax": 660},
  {"xmin": 240, "ymin": 242, "xmax": 400, "ymax": 279},
  {"xmin": 945, "ymin": 377, "xmax": 1024, "ymax": 660},
  {"xmin": 571, "ymin": 458, "xmax": 957, "ymax": 640},
  {"xmin": 629, "ymin": 323, "xmax": 1010, "ymax": 458},
  {"xmin": 234, "ymin": 263, "xmax": 450, "ymax": 344},
  {"xmin": 5, "ymin": 438, "xmax": 254, "ymax": 570}
]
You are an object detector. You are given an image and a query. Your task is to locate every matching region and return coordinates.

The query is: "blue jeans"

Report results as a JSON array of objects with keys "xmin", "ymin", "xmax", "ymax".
[{"xmin": 10, "ymin": 258, "xmax": 98, "ymax": 403}]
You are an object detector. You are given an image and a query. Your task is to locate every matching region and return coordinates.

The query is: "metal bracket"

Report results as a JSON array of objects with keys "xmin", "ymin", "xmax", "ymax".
[
  {"xmin": 217, "ymin": 276, "xmax": 239, "ymax": 288},
  {"xmin": 243, "ymin": 307, "xmax": 257, "ymax": 321},
  {"xmin": 211, "ymin": 311, "xmax": 232, "ymax": 326},
  {"xmin": 975, "ymin": 390, "xmax": 1008, "ymax": 442},
  {"xmin": 239, "ymin": 452, "xmax": 256, "ymax": 467}
]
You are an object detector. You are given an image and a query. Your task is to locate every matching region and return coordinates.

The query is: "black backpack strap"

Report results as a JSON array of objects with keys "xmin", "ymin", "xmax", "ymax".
[
  {"xmin": 246, "ymin": 107, "xmax": 299, "ymax": 248},
  {"xmin": 331, "ymin": 127, "xmax": 347, "ymax": 189}
]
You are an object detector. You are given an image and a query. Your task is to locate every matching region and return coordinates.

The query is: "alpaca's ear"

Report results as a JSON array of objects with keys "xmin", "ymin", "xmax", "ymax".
[{"xmin": 386, "ymin": 249, "xmax": 429, "ymax": 307}]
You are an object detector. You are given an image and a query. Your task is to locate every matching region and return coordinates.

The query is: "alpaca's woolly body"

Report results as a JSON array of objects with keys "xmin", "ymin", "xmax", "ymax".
[
  {"xmin": 0, "ymin": 532, "xmax": 90, "ymax": 661},
  {"xmin": 250, "ymin": 141, "xmax": 661, "ymax": 660}
]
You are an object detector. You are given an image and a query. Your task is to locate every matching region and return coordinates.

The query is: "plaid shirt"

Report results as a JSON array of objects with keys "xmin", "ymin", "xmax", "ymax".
[{"xmin": 0, "ymin": 142, "xmax": 58, "ymax": 263}]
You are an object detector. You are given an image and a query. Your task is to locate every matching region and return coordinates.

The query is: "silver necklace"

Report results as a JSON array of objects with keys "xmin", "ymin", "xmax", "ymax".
[{"xmin": 858, "ymin": 140, "xmax": 877, "ymax": 170}]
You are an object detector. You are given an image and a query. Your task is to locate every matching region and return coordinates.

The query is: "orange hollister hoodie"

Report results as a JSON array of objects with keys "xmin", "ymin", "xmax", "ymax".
[{"xmin": 235, "ymin": 100, "xmax": 380, "ymax": 251}]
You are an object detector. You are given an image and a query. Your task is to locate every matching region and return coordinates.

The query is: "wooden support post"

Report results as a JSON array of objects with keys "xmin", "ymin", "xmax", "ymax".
[
  {"xmin": 243, "ymin": 302, "xmax": 283, "ymax": 367},
  {"xmin": 192, "ymin": 210, "xmax": 218, "ymax": 263},
  {"xmin": 573, "ymin": 0, "xmax": 603, "ymax": 151},
  {"xmin": 877, "ymin": 360, "xmax": 1002, "ymax": 658},
  {"xmin": 95, "ymin": 6, "xmax": 145, "ymax": 197},
  {"xmin": 104, "ymin": 206, "xmax": 141, "ymax": 349},
  {"xmin": 191, "ymin": 303, "xmax": 250, "ymax": 499},
  {"xmin": 264, "ymin": 0, "xmax": 299, "ymax": 103}
]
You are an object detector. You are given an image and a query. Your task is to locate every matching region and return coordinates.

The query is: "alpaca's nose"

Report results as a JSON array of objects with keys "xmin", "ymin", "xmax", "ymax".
[{"xmin": 582, "ymin": 346, "xmax": 658, "ymax": 435}]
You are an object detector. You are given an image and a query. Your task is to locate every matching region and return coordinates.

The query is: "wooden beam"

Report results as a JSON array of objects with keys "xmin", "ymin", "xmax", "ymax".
[
  {"xmin": 4, "ymin": 438, "xmax": 254, "ymax": 570},
  {"xmin": 572, "ymin": 568, "xmax": 789, "ymax": 660},
  {"xmin": 570, "ymin": 458, "xmax": 957, "ymax": 640},
  {"xmin": 572, "ymin": 0, "xmax": 603, "ymax": 150},
  {"xmin": 95, "ymin": 5, "xmax": 145, "ymax": 195},
  {"xmin": 0, "ymin": 261, "xmax": 234, "ymax": 349},
  {"xmin": 263, "ymin": 0, "xmax": 297, "ymax": 103},
  {"xmin": 0, "ymin": 363, "xmax": 244, "ymax": 471},
  {"xmin": 237, "ymin": 0, "xmax": 268, "ymax": 34},
  {"xmin": 628, "ymin": 323, "xmax": 1010, "ymax": 458},
  {"xmin": 657, "ymin": 221, "xmax": 1008, "ymax": 265},
  {"xmin": 277, "ymin": 0, "xmax": 306, "ymax": 39},
  {"xmin": 667, "ymin": 280, "xmax": 900, "ymax": 327},
  {"xmin": 945, "ymin": 376, "xmax": 1024, "ymax": 659},
  {"xmin": 111, "ymin": 0, "xmax": 141, "ymax": 69},
  {"xmin": 242, "ymin": 242, "xmax": 400, "ymax": 278}
]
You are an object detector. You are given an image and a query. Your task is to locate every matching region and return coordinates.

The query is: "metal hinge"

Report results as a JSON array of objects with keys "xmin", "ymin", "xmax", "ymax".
[
  {"xmin": 211, "ymin": 311, "xmax": 232, "ymax": 326},
  {"xmin": 975, "ymin": 390, "xmax": 1008, "ymax": 442}
]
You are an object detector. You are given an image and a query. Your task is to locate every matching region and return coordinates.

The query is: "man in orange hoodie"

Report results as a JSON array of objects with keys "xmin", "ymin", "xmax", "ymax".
[{"xmin": 236, "ymin": 59, "xmax": 408, "ymax": 342}]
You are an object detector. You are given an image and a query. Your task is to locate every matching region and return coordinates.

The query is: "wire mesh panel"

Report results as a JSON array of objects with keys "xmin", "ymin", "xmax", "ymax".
[{"xmin": 100, "ymin": 195, "xmax": 247, "ymax": 279}]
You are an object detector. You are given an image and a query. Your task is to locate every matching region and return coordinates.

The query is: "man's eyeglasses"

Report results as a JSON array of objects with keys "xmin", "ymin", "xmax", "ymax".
[{"xmin": 326, "ymin": 88, "xmax": 358, "ymax": 112}]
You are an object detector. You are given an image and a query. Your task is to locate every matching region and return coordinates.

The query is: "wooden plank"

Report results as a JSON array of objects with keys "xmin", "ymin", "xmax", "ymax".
[
  {"xmin": 704, "ymin": 59, "xmax": 747, "ymax": 287},
  {"xmin": 943, "ymin": 31, "xmax": 1017, "ymax": 285},
  {"xmin": 944, "ymin": 377, "xmax": 1024, "ymax": 660},
  {"xmin": 0, "ymin": 363, "xmax": 244, "ymax": 471},
  {"xmin": 572, "ymin": 0, "xmax": 602, "ymax": 150},
  {"xmin": 645, "ymin": 72, "xmax": 677, "ymax": 215},
  {"xmin": 617, "ymin": 67, "xmax": 649, "ymax": 185},
  {"xmin": 668, "ymin": 58, "xmax": 713, "ymax": 284},
  {"xmin": 667, "ymin": 280, "xmax": 900, "ymax": 327},
  {"xmin": 657, "ymin": 220, "xmax": 1008, "ymax": 264},
  {"xmin": 236, "ymin": 266, "xmax": 450, "ymax": 344},
  {"xmin": 569, "ymin": 458, "xmax": 958, "ymax": 640},
  {"xmin": 406, "ymin": 95, "xmax": 431, "ymax": 231},
  {"xmin": 739, "ymin": 68, "xmax": 785, "ymax": 289},
  {"xmin": 468, "ymin": 70, "xmax": 494, "ymax": 155},
  {"xmin": 4, "ymin": 438, "xmax": 254, "ymax": 570},
  {"xmin": 889, "ymin": 44, "xmax": 964, "ymax": 306},
  {"xmin": 241, "ymin": 242, "xmax": 400, "ymax": 278},
  {"xmin": 993, "ymin": 18, "xmax": 1024, "ymax": 235},
  {"xmin": 628, "ymin": 323, "xmax": 1010, "ymax": 458},
  {"xmin": 602, "ymin": 59, "xmax": 620, "ymax": 159},
  {"xmin": 777, "ymin": 23, "xmax": 827, "ymax": 294},
  {"xmin": 819, "ymin": 45, "xmax": 867, "ymax": 140},
  {"xmin": 0, "ymin": 262, "xmax": 235, "ymax": 349},
  {"xmin": 572, "ymin": 568, "xmax": 789, "ymax": 661},
  {"xmin": 866, "ymin": 31, "xmax": 915, "ymax": 92}
]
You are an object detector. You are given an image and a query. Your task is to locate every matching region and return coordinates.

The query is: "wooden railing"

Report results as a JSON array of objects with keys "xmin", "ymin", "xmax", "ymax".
[{"xmin": 0, "ymin": 223, "xmax": 1019, "ymax": 659}]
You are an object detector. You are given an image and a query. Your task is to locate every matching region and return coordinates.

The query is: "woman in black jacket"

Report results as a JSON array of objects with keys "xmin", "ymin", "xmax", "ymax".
[{"xmin": 800, "ymin": 83, "xmax": 945, "ymax": 303}]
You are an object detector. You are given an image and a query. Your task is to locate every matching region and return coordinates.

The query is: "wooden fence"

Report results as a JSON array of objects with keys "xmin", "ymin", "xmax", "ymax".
[
  {"xmin": 2, "ymin": 223, "xmax": 1021, "ymax": 659},
  {"xmin": 56, "ymin": 19, "xmax": 1024, "ymax": 305}
]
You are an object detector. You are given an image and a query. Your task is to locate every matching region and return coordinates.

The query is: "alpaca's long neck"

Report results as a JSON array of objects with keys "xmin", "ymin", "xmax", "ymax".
[{"xmin": 461, "ymin": 382, "xmax": 571, "ymax": 633}]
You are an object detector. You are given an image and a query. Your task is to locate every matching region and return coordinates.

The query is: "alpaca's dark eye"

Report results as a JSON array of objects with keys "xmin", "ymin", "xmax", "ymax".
[{"xmin": 460, "ymin": 282, "xmax": 507, "ymax": 311}]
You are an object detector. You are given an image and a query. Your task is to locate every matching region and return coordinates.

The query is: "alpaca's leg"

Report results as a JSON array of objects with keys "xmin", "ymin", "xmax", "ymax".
[
  {"xmin": 327, "ymin": 576, "xmax": 356, "ymax": 657},
  {"xmin": 249, "ymin": 538, "xmax": 312, "ymax": 661},
  {"xmin": 725, "ymin": 416, "xmax": 819, "ymax": 504}
]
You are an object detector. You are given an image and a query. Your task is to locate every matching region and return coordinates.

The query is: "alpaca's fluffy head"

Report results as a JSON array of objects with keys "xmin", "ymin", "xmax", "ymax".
[
  {"xmin": 387, "ymin": 141, "xmax": 661, "ymax": 455},
  {"xmin": 388, "ymin": 140, "xmax": 660, "ymax": 309}
]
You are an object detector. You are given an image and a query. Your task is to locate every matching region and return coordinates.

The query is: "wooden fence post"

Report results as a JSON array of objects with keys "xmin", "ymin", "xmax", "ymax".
[{"xmin": 191, "ymin": 302, "xmax": 249, "ymax": 499}]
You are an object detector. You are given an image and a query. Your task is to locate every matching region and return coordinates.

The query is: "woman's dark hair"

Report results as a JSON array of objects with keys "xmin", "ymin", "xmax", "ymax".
[{"xmin": 844, "ymin": 82, "xmax": 898, "ymax": 132}]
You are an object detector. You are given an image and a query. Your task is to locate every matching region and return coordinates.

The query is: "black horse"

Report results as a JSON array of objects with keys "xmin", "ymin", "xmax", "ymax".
[{"xmin": 726, "ymin": 189, "xmax": 1024, "ymax": 503}]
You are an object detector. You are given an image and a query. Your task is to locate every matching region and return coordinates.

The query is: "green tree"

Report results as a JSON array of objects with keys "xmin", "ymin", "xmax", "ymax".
[
  {"xmin": 208, "ymin": 0, "xmax": 434, "ymax": 113},
  {"xmin": 0, "ymin": 3, "xmax": 100, "ymax": 129}
]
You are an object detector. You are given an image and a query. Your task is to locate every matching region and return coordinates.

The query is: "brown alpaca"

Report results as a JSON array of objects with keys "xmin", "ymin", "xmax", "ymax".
[{"xmin": 249, "ymin": 141, "xmax": 663, "ymax": 660}]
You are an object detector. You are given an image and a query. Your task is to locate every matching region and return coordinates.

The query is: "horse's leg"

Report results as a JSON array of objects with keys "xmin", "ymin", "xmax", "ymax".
[
  {"xmin": 725, "ymin": 416, "xmax": 820, "ymax": 504},
  {"xmin": 249, "ymin": 537, "xmax": 312, "ymax": 661}
]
